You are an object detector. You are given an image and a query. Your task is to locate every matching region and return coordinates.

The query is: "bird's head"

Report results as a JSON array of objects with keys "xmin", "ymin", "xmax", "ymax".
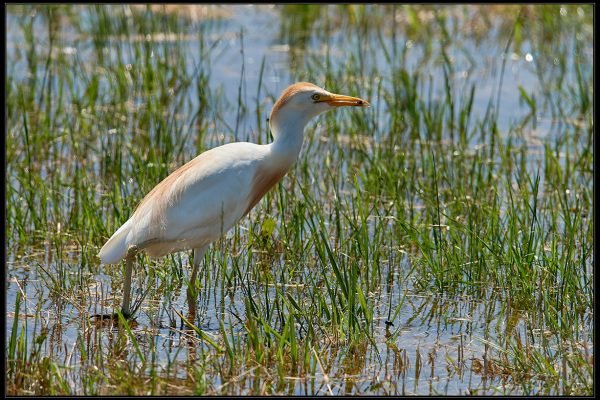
[{"xmin": 269, "ymin": 82, "xmax": 369, "ymax": 139}]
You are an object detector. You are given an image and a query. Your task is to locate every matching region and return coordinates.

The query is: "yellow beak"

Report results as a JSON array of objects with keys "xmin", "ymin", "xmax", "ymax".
[{"xmin": 321, "ymin": 93, "xmax": 370, "ymax": 107}]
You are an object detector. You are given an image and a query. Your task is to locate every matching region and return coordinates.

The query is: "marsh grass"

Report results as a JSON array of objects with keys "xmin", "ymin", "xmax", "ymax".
[{"xmin": 6, "ymin": 4, "xmax": 593, "ymax": 395}]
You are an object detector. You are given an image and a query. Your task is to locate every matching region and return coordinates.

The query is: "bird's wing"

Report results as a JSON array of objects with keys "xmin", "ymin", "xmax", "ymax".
[{"xmin": 126, "ymin": 142, "xmax": 274, "ymax": 253}]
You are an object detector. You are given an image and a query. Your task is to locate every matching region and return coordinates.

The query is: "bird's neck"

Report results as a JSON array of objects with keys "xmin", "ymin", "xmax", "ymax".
[{"xmin": 269, "ymin": 116, "xmax": 308, "ymax": 166}]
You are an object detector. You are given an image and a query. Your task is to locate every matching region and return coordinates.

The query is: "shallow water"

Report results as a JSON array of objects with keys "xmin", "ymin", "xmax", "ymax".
[{"xmin": 6, "ymin": 262, "xmax": 545, "ymax": 395}]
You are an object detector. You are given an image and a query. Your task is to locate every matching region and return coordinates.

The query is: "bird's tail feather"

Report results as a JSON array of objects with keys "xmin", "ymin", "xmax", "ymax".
[{"xmin": 98, "ymin": 219, "xmax": 132, "ymax": 264}]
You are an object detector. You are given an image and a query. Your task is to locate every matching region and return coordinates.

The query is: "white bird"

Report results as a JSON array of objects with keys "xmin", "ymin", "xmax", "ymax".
[{"xmin": 98, "ymin": 82, "xmax": 369, "ymax": 317}]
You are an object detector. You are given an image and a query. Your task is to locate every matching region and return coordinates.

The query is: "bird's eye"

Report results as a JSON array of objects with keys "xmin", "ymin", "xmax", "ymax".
[{"xmin": 311, "ymin": 93, "xmax": 320, "ymax": 101}]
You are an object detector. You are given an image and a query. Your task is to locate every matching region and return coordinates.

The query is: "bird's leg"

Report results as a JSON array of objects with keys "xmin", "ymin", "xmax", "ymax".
[
  {"xmin": 187, "ymin": 245, "xmax": 208, "ymax": 321},
  {"xmin": 185, "ymin": 248, "xmax": 205, "ymax": 370},
  {"xmin": 121, "ymin": 245, "xmax": 139, "ymax": 319}
]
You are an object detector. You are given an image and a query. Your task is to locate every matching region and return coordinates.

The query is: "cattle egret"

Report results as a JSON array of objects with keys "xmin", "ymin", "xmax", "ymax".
[{"xmin": 98, "ymin": 82, "xmax": 369, "ymax": 317}]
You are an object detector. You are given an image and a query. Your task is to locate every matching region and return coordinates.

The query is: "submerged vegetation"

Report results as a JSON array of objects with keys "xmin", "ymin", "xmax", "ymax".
[{"xmin": 5, "ymin": 4, "xmax": 593, "ymax": 395}]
